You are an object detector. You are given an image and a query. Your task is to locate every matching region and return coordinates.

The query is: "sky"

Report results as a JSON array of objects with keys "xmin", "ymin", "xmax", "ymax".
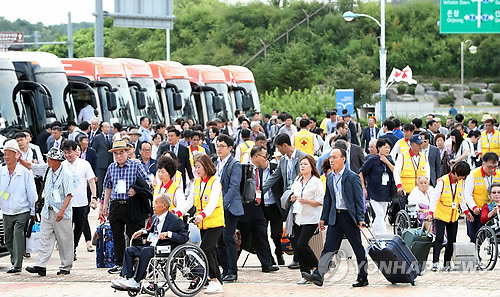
[{"xmin": 3, "ymin": 0, "xmax": 115, "ymax": 25}]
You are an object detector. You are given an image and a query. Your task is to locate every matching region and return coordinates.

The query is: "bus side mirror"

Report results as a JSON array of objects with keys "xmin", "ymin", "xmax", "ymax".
[
  {"xmin": 212, "ymin": 94, "xmax": 222, "ymax": 113},
  {"xmin": 136, "ymin": 90, "xmax": 146, "ymax": 110},
  {"xmin": 42, "ymin": 94, "xmax": 53, "ymax": 110},
  {"xmin": 242, "ymin": 94, "xmax": 254, "ymax": 111},
  {"xmin": 174, "ymin": 93, "xmax": 182, "ymax": 110},
  {"xmin": 106, "ymin": 91, "xmax": 117, "ymax": 111}
]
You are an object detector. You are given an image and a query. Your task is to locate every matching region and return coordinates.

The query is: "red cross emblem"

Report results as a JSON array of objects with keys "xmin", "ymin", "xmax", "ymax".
[{"xmin": 301, "ymin": 139, "xmax": 308, "ymax": 147}]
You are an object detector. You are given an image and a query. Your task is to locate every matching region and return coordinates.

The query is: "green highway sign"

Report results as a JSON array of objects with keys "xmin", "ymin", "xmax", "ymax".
[{"xmin": 440, "ymin": 0, "xmax": 500, "ymax": 33}]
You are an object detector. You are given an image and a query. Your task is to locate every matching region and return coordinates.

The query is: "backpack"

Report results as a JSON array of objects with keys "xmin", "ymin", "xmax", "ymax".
[{"xmin": 225, "ymin": 158, "xmax": 256, "ymax": 203}]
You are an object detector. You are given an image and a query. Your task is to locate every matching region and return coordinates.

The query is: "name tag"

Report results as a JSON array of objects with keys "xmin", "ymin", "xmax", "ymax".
[
  {"xmin": 53, "ymin": 191, "xmax": 62, "ymax": 203},
  {"xmin": 256, "ymin": 190, "xmax": 262, "ymax": 200},
  {"xmin": 116, "ymin": 180, "xmax": 127, "ymax": 194},
  {"xmin": 451, "ymin": 202, "xmax": 457, "ymax": 209},
  {"xmin": 147, "ymin": 233, "xmax": 159, "ymax": 246},
  {"xmin": 381, "ymin": 173, "xmax": 389, "ymax": 186},
  {"xmin": 443, "ymin": 191, "xmax": 451, "ymax": 194}
]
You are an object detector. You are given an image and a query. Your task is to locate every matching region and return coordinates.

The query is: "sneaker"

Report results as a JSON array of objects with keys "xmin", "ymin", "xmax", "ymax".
[
  {"xmin": 297, "ymin": 277, "xmax": 310, "ymax": 285},
  {"xmin": 442, "ymin": 266, "xmax": 452, "ymax": 272},
  {"xmin": 120, "ymin": 278, "xmax": 139, "ymax": 289},
  {"xmin": 111, "ymin": 277, "xmax": 127, "ymax": 287},
  {"xmin": 431, "ymin": 263, "xmax": 439, "ymax": 272},
  {"xmin": 87, "ymin": 241, "xmax": 95, "ymax": 252},
  {"xmin": 205, "ymin": 280, "xmax": 224, "ymax": 294},
  {"xmin": 108, "ymin": 265, "xmax": 122, "ymax": 274}
]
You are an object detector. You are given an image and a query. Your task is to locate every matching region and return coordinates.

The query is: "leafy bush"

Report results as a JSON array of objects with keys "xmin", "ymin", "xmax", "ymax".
[
  {"xmin": 464, "ymin": 91, "xmax": 474, "ymax": 99},
  {"xmin": 493, "ymin": 99, "xmax": 500, "ymax": 106},
  {"xmin": 439, "ymin": 95, "xmax": 455, "ymax": 105},
  {"xmin": 397, "ymin": 84, "xmax": 406, "ymax": 94},
  {"xmin": 472, "ymin": 87, "xmax": 481, "ymax": 94},
  {"xmin": 432, "ymin": 81, "xmax": 440, "ymax": 91},
  {"xmin": 486, "ymin": 92, "xmax": 493, "ymax": 102},
  {"xmin": 492, "ymin": 84, "xmax": 500, "ymax": 93},
  {"xmin": 407, "ymin": 85, "xmax": 416, "ymax": 95},
  {"xmin": 472, "ymin": 100, "xmax": 478, "ymax": 105},
  {"xmin": 443, "ymin": 85, "xmax": 449, "ymax": 92}
]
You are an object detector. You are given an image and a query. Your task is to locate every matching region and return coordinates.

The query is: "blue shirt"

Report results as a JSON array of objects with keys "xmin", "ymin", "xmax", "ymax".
[
  {"xmin": 0, "ymin": 163, "xmax": 37, "ymax": 216},
  {"xmin": 139, "ymin": 126, "xmax": 152, "ymax": 143},
  {"xmin": 359, "ymin": 155, "xmax": 394, "ymax": 202},
  {"xmin": 333, "ymin": 168, "xmax": 346, "ymax": 210},
  {"xmin": 104, "ymin": 159, "xmax": 151, "ymax": 201},
  {"xmin": 262, "ymin": 166, "xmax": 276, "ymax": 205}
]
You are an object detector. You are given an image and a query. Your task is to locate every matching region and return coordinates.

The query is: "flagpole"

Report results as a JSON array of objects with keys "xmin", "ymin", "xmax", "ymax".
[{"xmin": 380, "ymin": 0, "xmax": 387, "ymax": 122}]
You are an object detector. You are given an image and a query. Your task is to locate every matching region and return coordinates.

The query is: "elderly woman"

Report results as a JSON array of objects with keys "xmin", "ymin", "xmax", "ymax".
[
  {"xmin": 480, "ymin": 183, "xmax": 500, "ymax": 224},
  {"xmin": 408, "ymin": 176, "xmax": 434, "ymax": 229},
  {"xmin": 434, "ymin": 133, "xmax": 451, "ymax": 175},
  {"xmin": 359, "ymin": 138, "xmax": 395, "ymax": 235}
]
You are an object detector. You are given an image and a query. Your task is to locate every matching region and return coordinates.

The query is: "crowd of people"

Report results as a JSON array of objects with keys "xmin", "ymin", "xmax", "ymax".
[{"xmin": 0, "ymin": 107, "xmax": 499, "ymax": 292}]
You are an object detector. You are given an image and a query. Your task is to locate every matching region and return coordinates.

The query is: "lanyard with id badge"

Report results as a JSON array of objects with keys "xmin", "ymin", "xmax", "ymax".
[
  {"xmin": 115, "ymin": 167, "xmax": 128, "ymax": 194},
  {"xmin": 0, "ymin": 171, "xmax": 15, "ymax": 201},
  {"xmin": 381, "ymin": 164, "xmax": 390, "ymax": 186},
  {"xmin": 51, "ymin": 169, "xmax": 63, "ymax": 203},
  {"xmin": 147, "ymin": 220, "xmax": 160, "ymax": 246}
]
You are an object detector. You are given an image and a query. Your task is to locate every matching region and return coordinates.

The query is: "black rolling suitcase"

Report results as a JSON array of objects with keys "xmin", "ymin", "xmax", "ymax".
[{"xmin": 362, "ymin": 226, "xmax": 419, "ymax": 285}]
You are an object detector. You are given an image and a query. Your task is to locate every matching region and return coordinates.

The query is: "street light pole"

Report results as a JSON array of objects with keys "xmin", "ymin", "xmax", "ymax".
[
  {"xmin": 380, "ymin": 0, "xmax": 386, "ymax": 122},
  {"xmin": 460, "ymin": 40, "xmax": 476, "ymax": 112}
]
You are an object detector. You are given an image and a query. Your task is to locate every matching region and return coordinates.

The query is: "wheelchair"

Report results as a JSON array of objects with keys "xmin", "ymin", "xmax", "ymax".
[
  {"xmin": 475, "ymin": 214, "xmax": 500, "ymax": 271},
  {"xmin": 392, "ymin": 201, "xmax": 420, "ymax": 237},
  {"xmin": 112, "ymin": 241, "xmax": 208, "ymax": 297}
]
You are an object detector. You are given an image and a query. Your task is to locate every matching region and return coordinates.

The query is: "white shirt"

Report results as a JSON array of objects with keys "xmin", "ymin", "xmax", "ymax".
[
  {"xmin": 408, "ymin": 186, "xmax": 434, "ymax": 208},
  {"xmin": 188, "ymin": 178, "xmax": 222, "ymax": 218},
  {"xmin": 62, "ymin": 158, "xmax": 95, "ymax": 207},
  {"xmin": 333, "ymin": 168, "xmax": 347, "ymax": 210},
  {"xmin": 53, "ymin": 137, "xmax": 63, "ymax": 149},
  {"xmin": 216, "ymin": 154, "xmax": 231, "ymax": 179},
  {"xmin": 393, "ymin": 151, "xmax": 431, "ymax": 190},
  {"xmin": 155, "ymin": 211, "xmax": 168, "ymax": 234},
  {"xmin": 0, "ymin": 163, "xmax": 38, "ymax": 215},
  {"xmin": 429, "ymin": 178, "xmax": 467, "ymax": 214},
  {"xmin": 28, "ymin": 143, "xmax": 45, "ymax": 164},
  {"xmin": 78, "ymin": 104, "xmax": 95, "ymax": 123},
  {"xmin": 291, "ymin": 175, "xmax": 324, "ymax": 225}
]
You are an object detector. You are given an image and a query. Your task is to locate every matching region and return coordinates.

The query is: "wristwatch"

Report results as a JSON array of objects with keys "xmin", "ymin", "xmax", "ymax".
[{"xmin": 91, "ymin": 197, "xmax": 98, "ymax": 200}]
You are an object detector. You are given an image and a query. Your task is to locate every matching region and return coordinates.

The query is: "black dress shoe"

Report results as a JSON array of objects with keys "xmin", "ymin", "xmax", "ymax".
[
  {"xmin": 277, "ymin": 254, "xmax": 285, "ymax": 266},
  {"xmin": 352, "ymin": 278, "xmax": 369, "ymax": 287},
  {"xmin": 57, "ymin": 270, "xmax": 70, "ymax": 275},
  {"xmin": 222, "ymin": 274, "xmax": 237, "ymax": 282},
  {"xmin": 301, "ymin": 271, "xmax": 323, "ymax": 287},
  {"xmin": 26, "ymin": 266, "xmax": 46, "ymax": 276},
  {"xmin": 287, "ymin": 261, "xmax": 300, "ymax": 269},
  {"xmin": 262, "ymin": 265, "xmax": 279, "ymax": 273},
  {"xmin": 7, "ymin": 267, "xmax": 21, "ymax": 273}
]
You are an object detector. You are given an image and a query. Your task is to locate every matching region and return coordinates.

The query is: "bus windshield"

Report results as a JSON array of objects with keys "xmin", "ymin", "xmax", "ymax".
[
  {"xmin": 132, "ymin": 77, "xmax": 164, "ymax": 124},
  {"xmin": 166, "ymin": 78, "xmax": 198, "ymax": 124},
  {"xmin": 101, "ymin": 77, "xmax": 137, "ymax": 127},
  {"xmin": 0, "ymin": 68, "xmax": 24, "ymax": 127},
  {"xmin": 36, "ymin": 72, "xmax": 70, "ymax": 123}
]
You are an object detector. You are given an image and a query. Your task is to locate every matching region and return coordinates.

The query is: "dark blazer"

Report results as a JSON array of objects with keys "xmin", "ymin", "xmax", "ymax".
[
  {"xmin": 379, "ymin": 131, "xmax": 399, "ymax": 150},
  {"xmin": 321, "ymin": 168, "xmax": 365, "ymax": 226},
  {"xmin": 349, "ymin": 144, "xmax": 365, "ymax": 174},
  {"xmin": 129, "ymin": 178, "xmax": 153, "ymax": 226},
  {"xmin": 140, "ymin": 158, "xmax": 158, "ymax": 176},
  {"xmin": 262, "ymin": 149, "xmax": 307, "ymax": 194},
  {"xmin": 427, "ymin": 145, "xmax": 441, "ymax": 187},
  {"xmin": 258, "ymin": 162, "xmax": 284, "ymax": 216},
  {"xmin": 46, "ymin": 137, "xmax": 66, "ymax": 152},
  {"xmin": 360, "ymin": 127, "xmax": 380, "ymax": 153},
  {"xmin": 146, "ymin": 212, "xmax": 189, "ymax": 246},
  {"xmin": 347, "ymin": 121, "xmax": 359, "ymax": 145},
  {"xmin": 36, "ymin": 130, "xmax": 51, "ymax": 154},
  {"xmin": 83, "ymin": 147, "xmax": 97, "ymax": 172},
  {"xmin": 216, "ymin": 155, "xmax": 244, "ymax": 216},
  {"xmin": 91, "ymin": 133, "xmax": 113, "ymax": 169},
  {"xmin": 88, "ymin": 129, "xmax": 101, "ymax": 146},
  {"xmin": 157, "ymin": 142, "xmax": 194, "ymax": 189}
]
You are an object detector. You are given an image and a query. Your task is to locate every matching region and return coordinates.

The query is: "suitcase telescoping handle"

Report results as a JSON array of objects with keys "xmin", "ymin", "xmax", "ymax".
[{"xmin": 360, "ymin": 223, "xmax": 382, "ymax": 250}]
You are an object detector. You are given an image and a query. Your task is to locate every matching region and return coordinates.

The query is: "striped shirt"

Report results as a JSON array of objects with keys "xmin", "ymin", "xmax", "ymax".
[{"xmin": 103, "ymin": 159, "xmax": 151, "ymax": 201}]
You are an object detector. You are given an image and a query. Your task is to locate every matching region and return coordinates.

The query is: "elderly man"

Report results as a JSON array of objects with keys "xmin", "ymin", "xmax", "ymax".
[
  {"xmin": 0, "ymin": 140, "xmax": 37, "ymax": 273},
  {"xmin": 26, "ymin": 148, "xmax": 74, "ymax": 276},
  {"xmin": 101, "ymin": 140, "xmax": 151, "ymax": 274},
  {"xmin": 111, "ymin": 194, "xmax": 189, "ymax": 289}
]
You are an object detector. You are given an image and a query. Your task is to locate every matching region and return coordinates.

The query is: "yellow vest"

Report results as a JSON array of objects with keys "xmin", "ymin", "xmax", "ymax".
[
  {"xmin": 397, "ymin": 138, "xmax": 410, "ymax": 155},
  {"xmin": 481, "ymin": 130, "xmax": 500, "ymax": 153},
  {"xmin": 173, "ymin": 170, "xmax": 182, "ymax": 185},
  {"xmin": 153, "ymin": 180, "xmax": 180, "ymax": 211},
  {"xmin": 434, "ymin": 174, "xmax": 464, "ymax": 223},
  {"xmin": 471, "ymin": 167, "xmax": 500, "ymax": 208},
  {"xmin": 320, "ymin": 173, "xmax": 327, "ymax": 192},
  {"xmin": 193, "ymin": 176, "xmax": 225, "ymax": 230},
  {"xmin": 238, "ymin": 140, "xmax": 255, "ymax": 163},
  {"xmin": 400, "ymin": 151, "xmax": 428, "ymax": 194},
  {"xmin": 188, "ymin": 145, "xmax": 206, "ymax": 167},
  {"xmin": 294, "ymin": 129, "xmax": 315, "ymax": 156},
  {"xmin": 320, "ymin": 118, "xmax": 328, "ymax": 132}
]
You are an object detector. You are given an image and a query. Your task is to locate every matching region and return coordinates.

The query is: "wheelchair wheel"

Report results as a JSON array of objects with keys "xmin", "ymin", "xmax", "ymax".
[
  {"xmin": 393, "ymin": 210, "xmax": 411, "ymax": 237},
  {"xmin": 166, "ymin": 243, "xmax": 209, "ymax": 297},
  {"xmin": 142, "ymin": 257, "xmax": 169, "ymax": 296},
  {"xmin": 475, "ymin": 226, "xmax": 498, "ymax": 270}
]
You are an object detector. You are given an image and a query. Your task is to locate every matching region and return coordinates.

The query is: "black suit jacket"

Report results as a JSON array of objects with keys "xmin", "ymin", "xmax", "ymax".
[
  {"xmin": 91, "ymin": 133, "xmax": 113, "ymax": 169},
  {"xmin": 84, "ymin": 147, "xmax": 97, "ymax": 172},
  {"xmin": 47, "ymin": 137, "xmax": 66, "ymax": 152},
  {"xmin": 349, "ymin": 144, "xmax": 365, "ymax": 174},
  {"xmin": 157, "ymin": 142, "xmax": 194, "ymax": 189},
  {"xmin": 146, "ymin": 212, "xmax": 189, "ymax": 247},
  {"xmin": 36, "ymin": 130, "xmax": 51, "ymax": 154},
  {"xmin": 347, "ymin": 121, "xmax": 359, "ymax": 145},
  {"xmin": 258, "ymin": 162, "xmax": 284, "ymax": 217},
  {"xmin": 427, "ymin": 145, "xmax": 441, "ymax": 187},
  {"xmin": 88, "ymin": 129, "xmax": 101, "ymax": 146},
  {"xmin": 360, "ymin": 127, "xmax": 380, "ymax": 153}
]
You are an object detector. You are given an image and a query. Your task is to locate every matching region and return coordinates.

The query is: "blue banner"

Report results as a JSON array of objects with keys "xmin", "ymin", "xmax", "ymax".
[{"xmin": 336, "ymin": 89, "xmax": 354, "ymax": 116}]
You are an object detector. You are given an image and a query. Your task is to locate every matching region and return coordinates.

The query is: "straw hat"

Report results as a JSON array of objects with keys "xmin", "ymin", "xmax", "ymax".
[
  {"xmin": 481, "ymin": 114, "xmax": 493, "ymax": 122},
  {"xmin": 108, "ymin": 140, "xmax": 132, "ymax": 153}
]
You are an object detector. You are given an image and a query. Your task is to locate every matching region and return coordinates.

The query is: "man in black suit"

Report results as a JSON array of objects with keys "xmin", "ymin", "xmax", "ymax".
[
  {"xmin": 302, "ymin": 148, "xmax": 368, "ymax": 287},
  {"xmin": 128, "ymin": 129, "xmax": 142, "ymax": 159},
  {"xmin": 252, "ymin": 145, "xmax": 285, "ymax": 265},
  {"xmin": 36, "ymin": 124, "xmax": 51, "ymax": 154},
  {"xmin": 378, "ymin": 119, "xmax": 399, "ymax": 150},
  {"xmin": 46, "ymin": 126, "xmax": 66, "ymax": 151},
  {"xmin": 420, "ymin": 131, "xmax": 441, "ymax": 186},
  {"xmin": 335, "ymin": 135, "xmax": 365, "ymax": 174},
  {"xmin": 88, "ymin": 118, "xmax": 101, "ymax": 146},
  {"xmin": 360, "ymin": 118, "xmax": 379, "ymax": 154},
  {"xmin": 157, "ymin": 128, "xmax": 194, "ymax": 190},
  {"xmin": 342, "ymin": 114, "xmax": 359, "ymax": 146},
  {"xmin": 111, "ymin": 194, "xmax": 189, "ymax": 290},
  {"xmin": 91, "ymin": 122, "xmax": 113, "ymax": 198}
]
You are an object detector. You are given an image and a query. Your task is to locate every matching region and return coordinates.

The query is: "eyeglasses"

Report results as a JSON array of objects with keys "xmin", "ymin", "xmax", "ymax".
[
  {"xmin": 485, "ymin": 164, "xmax": 498, "ymax": 169},
  {"xmin": 216, "ymin": 145, "xmax": 228, "ymax": 149},
  {"xmin": 490, "ymin": 191, "xmax": 500, "ymax": 194}
]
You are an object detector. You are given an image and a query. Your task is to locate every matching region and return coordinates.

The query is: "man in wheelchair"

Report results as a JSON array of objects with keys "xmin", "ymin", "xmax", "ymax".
[{"xmin": 112, "ymin": 193, "xmax": 189, "ymax": 290}]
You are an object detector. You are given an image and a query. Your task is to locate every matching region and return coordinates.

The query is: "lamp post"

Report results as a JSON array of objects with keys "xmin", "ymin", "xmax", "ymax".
[
  {"xmin": 343, "ymin": 0, "xmax": 386, "ymax": 122},
  {"xmin": 460, "ymin": 40, "xmax": 477, "ymax": 111}
]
